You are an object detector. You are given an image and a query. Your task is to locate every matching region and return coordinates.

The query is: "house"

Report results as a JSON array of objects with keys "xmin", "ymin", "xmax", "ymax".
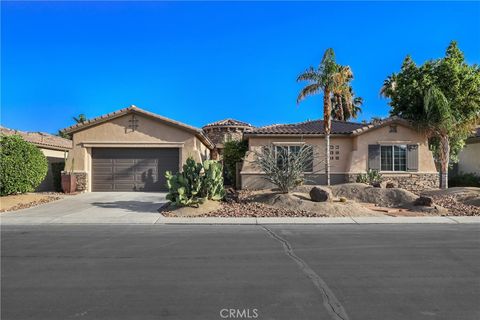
[
  {"xmin": 240, "ymin": 117, "xmax": 439, "ymax": 193},
  {"xmin": 456, "ymin": 127, "xmax": 480, "ymax": 176},
  {"xmin": 61, "ymin": 105, "xmax": 213, "ymax": 192},
  {"xmin": 202, "ymin": 119, "xmax": 254, "ymax": 159},
  {"xmin": 0, "ymin": 126, "xmax": 72, "ymax": 191}
]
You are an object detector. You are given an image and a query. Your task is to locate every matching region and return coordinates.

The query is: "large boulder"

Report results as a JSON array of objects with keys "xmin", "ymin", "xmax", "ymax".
[{"xmin": 309, "ymin": 186, "xmax": 333, "ymax": 202}]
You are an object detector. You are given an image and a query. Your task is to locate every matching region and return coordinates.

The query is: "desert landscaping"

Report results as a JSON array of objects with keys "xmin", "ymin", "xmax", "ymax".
[{"xmin": 160, "ymin": 183, "xmax": 480, "ymax": 218}]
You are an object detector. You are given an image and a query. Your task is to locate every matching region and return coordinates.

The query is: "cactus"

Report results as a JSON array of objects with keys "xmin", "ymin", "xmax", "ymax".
[
  {"xmin": 202, "ymin": 160, "xmax": 226, "ymax": 201},
  {"xmin": 165, "ymin": 157, "xmax": 226, "ymax": 207}
]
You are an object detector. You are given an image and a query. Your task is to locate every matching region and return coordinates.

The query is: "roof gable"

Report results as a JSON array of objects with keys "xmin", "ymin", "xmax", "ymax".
[
  {"xmin": 61, "ymin": 105, "xmax": 214, "ymax": 149},
  {"xmin": 203, "ymin": 118, "xmax": 253, "ymax": 129}
]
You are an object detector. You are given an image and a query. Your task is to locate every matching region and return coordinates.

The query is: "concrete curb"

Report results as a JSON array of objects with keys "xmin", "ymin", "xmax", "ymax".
[{"xmin": 155, "ymin": 216, "xmax": 480, "ymax": 225}]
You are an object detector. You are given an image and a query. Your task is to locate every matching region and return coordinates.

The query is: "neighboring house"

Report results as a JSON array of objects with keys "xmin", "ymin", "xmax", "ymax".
[
  {"xmin": 202, "ymin": 119, "xmax": 254, "ymax": 159},
  {"xmin": 0, "ymin": 126, "xmax": 72, "ymax": 191},
  {"xmin": 456, "ymin": 127, "xmax": 480, "ymax": 176},
  {"xmin": 240, "ymin": 117, "xmax": 439, "ymax": 193},
  {"xmin": 61, "ymin": 105, "xmax": 213, "ymax": 192}
]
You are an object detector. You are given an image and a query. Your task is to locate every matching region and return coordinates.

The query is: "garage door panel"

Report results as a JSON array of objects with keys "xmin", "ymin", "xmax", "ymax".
[{"xmin": 92, "ymin": 148, "xmax": 179, "ymax": 192}]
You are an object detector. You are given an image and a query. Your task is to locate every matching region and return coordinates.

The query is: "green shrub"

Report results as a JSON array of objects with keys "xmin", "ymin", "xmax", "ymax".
[
  {"xmin": 222, "ymin": 140, "xmax": 248, "ymax": 187},
  {"xmin": 0, "ymin": 135, "xmax": 48, "ymax": 195},
  {"xmin": 356, "ymin": 169, "xmax": 383, "ymax": 185},
  {"xmin": 51, "ymin": 162, "xmax": 65, "ymax": 192},
  {"xmin": 165, "ymin": 157, "xmax": 226, "ymax": 207},
  {"xmin": 449, "ymin": 173, "xmax": 480, "ymax": 187}
]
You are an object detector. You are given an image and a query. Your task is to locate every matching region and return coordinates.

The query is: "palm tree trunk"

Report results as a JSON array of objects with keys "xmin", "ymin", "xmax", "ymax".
[
  {"xmin": 324, "ymin": 90, "xmax": 331, "ymax": 186},
  {"xmin": 439, "ymin": 135, "xmax": 450, "ymax": 189},
  {"xmin": 337, "ymin": 95, "xmax": 344, "ymax": 121}
]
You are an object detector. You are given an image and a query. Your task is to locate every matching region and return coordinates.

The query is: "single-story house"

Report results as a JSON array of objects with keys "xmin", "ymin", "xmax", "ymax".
[
  {"xmin": 61, "ymin": 105, "xmax": 213, "ymax": 192},
  {"xmin": 0, "ymin": 126, "xmax": 72, "ymax": 191},
  {"xmin": 240, "ymin": 117, "xmax": 439, "ymax": 193},
  {"xmin": 455, "ymin": 127, "xmax": 480, "ymax": 176}
]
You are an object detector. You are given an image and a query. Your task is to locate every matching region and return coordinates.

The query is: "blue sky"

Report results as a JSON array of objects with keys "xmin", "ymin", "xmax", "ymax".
[{"xmin": 2, "ymin": 1, "xmax": 479, "ymax": 134}]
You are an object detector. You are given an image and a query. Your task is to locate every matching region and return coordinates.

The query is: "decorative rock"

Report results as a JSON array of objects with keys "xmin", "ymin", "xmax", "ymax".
[
  {"xmin": 385, "ymin": 181, "xmax": 397, "ymax": 188},
  {"xmin": 347, "ymin": 173, "xmax": 440, "ymax": 193},
  {"xmin": 309, "ymin": 186, "xmax": 332, "ymax": 202},
  {"xmin": 372, "ymin": 181, "xmax": 382, "ymax": 188},
  {"xmin": 414, "ymin": 196, "xmax": 434, "ymax": 207}
]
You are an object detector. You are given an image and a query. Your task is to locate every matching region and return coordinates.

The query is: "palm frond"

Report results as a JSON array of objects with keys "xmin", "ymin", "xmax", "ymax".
[{"xmin": 296, "ymin": 83, "xmax": 322, "ymax": 104}]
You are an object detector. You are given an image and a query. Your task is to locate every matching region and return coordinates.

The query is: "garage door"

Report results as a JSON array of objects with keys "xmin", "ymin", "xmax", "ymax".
[{"xmin": 92, "ymin": 148, "xmax": 179, "ymax": 192}]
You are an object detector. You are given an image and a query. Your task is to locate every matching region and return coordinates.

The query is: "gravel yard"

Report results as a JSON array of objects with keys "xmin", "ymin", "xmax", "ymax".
[{"xmin": 0, "ymin": 193, "xmax": 63, "ymax": 213}]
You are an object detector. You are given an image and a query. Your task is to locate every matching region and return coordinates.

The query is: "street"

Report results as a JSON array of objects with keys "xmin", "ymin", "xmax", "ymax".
[{"xmin": 1, "ymin": 224, "xmax": 479, "ymax": 320}]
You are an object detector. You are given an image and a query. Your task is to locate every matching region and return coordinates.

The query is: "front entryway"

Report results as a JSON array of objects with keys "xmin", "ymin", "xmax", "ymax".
[{"xmin": 92, "ymin": 148, "xmax": 179, "ymax": 192}]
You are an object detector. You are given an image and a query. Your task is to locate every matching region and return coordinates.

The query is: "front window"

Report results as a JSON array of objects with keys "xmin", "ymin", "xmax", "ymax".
[
  {"xmin": 380, "ymin": 145, "xmax": 406, "ymax": 171},
  {"xmin": 275, "ymin": 145, "xmax": 313, "ymax": 172}
]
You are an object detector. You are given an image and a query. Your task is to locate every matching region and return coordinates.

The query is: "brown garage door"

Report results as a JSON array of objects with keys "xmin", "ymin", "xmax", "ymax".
[{"xmin": 92, "ymin": 148, "xmax": 179, "ymax": 192}]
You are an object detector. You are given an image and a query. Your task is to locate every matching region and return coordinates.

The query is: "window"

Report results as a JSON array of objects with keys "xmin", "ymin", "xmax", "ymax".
[
  {"xmin": 275, "ymin": 145, "xmax": 313, "ymax": 172},
  {"xmin": 380, "ymin": 145, "xmax": 406, "ymax": 171}
]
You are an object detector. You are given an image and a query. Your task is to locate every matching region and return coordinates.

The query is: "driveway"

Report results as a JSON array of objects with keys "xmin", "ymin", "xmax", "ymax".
[
  {"xmin": 1, "ymin": 224, "xmax": 479, "ymax": 320},
  {"xmin": 0, "ymin": 192, "xmax": 166, "ymax": 224}
]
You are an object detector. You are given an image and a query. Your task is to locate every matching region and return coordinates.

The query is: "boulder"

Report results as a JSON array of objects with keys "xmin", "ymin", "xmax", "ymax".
[
  {"xmin": 414, "ymin": 196, "xmax": 434, "ymax": 207},
  {"xmin": 309, "ymin": 186, "xmax": 332, "ymax": 202},
  {"xmin": 372, "ymin": 181, "xmax": 382, "ymax": 188}
]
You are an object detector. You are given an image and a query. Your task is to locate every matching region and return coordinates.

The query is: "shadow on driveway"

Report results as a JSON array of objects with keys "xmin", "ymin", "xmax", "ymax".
[{"xmin": 91, "ymin": 201, "xmax": 162, "ymax": 213}]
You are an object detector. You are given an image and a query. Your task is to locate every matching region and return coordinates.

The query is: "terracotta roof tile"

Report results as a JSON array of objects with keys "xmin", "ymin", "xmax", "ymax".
[
  {"xmin": 203, "ymin": 118, "xmax": 254, "ymax": 129},
  {"xmin": 0, "ymin": 127, "xmax": 72, "ymax": 150},
  {"xmin": 249, "ymin": 119, "xmax": 366, "ymax": 135}
]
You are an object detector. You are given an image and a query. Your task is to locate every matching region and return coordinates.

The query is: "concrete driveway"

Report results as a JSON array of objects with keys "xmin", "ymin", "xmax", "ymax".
[{"xmin": 0, "ymin": 192, "xmax": 166, "ymax": 225}]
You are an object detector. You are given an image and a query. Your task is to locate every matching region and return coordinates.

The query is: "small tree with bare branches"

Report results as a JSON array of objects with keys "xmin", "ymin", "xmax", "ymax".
[{"xmin": 253, "ymin": 144, "xmax": 320, "ymax": 193}]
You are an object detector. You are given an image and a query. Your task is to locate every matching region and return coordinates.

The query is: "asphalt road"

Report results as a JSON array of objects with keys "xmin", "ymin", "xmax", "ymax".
[{"xmin": 1, "ymin": 224, "xmax": 479, "ymax": 320}]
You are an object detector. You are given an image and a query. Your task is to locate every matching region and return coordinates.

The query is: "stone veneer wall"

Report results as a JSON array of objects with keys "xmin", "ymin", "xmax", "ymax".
[
  {"xmin": 61, "ymin": 171, "xmax": 88, "ymax": 192},
  {"xmin": 202, "ymin": 127, "xmax": 245, "ymax": 147},
  {"xmin": 347, "ymin": 173, "xmax": 439, "ymax": 194}
]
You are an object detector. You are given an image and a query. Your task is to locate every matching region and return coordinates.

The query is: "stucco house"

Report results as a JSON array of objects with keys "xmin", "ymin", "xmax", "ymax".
[
  {"xmin": 240, "ymin": 117, "xmax": 439, "ymax": 193},
  {"xmin": 61, "ymin": 105, "xmax": 213, "ymax": 192},
  {"xmin": 455, "ymin": 127, "xmax": 480, "ymax": 176},
  {"xmin": 0, "ymin": 126, "xmax": 72, "ymax": 191},
  {"xmin": 59, "ymin": 105, "xmax": 440, "ymax": 193}
]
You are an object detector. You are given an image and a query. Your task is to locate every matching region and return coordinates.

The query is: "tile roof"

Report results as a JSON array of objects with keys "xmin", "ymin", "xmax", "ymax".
[
  {"xmin": 203, "ymin": 118, "xmax": 254, "ymax": 129},
  {"xmin": 0, "ymin": 126, "xmax": 72, "ymax": 150},
  {"xmin": 246, "ymin": 116, "xmax": 413, "ymax": 136},
  {"xmin": 248, "ymin": 119, "xmax": 366, "ymax": 135}
]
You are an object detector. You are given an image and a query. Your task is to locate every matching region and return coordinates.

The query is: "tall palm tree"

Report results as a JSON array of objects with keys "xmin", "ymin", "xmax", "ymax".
[
  {"xmin": 297, "ymin": 48, "xmax": 338, "ymax": 185},
  {"xmin": 331, "ymin": 65, "xmax": 353, "ymax": 121},
  {"xmin": 331, "ymin": 85, "xmax": 363, "ymax": 121},
  {"xmin": 422, "ymin": 86, "xmax": 454, "ymax": 189}
]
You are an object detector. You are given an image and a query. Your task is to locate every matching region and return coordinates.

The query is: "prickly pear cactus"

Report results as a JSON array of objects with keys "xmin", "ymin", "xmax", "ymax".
[
  {"xmin": 202, "ymin": 160, "xmax": 226, "ymax": 201},
  {"xmin": 165, "ymin": 157, "xmax": 225, "ymax": 207}
]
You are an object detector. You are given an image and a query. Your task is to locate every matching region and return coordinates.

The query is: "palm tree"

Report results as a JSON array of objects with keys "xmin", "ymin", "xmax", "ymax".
[
  {"xmin": 380, "ymin": 74, "xmax": 397, "ymax": 97},
  {"xmin": 332, "ymin": 86, "xmax": 363, "ymax": 121},
  {"xmin": 422, "ymin": 86, "xmax": 454, "ymax": 189},
  {"xmin": 297, "ymin": 48, "xmax": 338, "ymax": 185},
  {"xmin": 73, "ymin": 114, "xmax": 87, "ymax": 124}
]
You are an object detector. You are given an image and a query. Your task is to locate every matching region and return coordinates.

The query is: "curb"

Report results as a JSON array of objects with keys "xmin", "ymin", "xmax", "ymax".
[{"xmin": 155, "ymin": 216, "xmax": 480, "ymax": 225}]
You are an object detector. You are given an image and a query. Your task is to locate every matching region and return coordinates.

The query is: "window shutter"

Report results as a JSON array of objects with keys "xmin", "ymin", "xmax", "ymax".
[
  {"xmin": 407, "ymin": 144, "xmax": 419, "ymax": 171},
  {"xmin": 368, "ymin": 145, "xmax": 380, "ymax": 170}
]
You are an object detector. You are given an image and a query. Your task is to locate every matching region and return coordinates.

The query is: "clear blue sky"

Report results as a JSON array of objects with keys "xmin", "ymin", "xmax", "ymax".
[{"xmin": 2, "ymin": 1, "xmax": 479, "ymax": 134}]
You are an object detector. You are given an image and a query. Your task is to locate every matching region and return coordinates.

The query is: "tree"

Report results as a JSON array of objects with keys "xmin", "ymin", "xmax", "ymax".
[
  {"xmin": 0, "ymin": 135, "xmax": 48, "ymax": 195},
  {"xmin": 297, "ymin": 48, "xmax": 338, "ymax": 185},
  {"xmin": 222, "ymin": 140, "xmax": 248, "ymax": 188},
  {"xmin": 73, "ymin": 114, "xmax": 87, "ymax": 124},
  {"xmin": 381, "ymin": 41, "xmax": 480, "ymax": 188},
  {"xmin": 332, "ymin": 86, "xmax": 363, "ymax": 121}
]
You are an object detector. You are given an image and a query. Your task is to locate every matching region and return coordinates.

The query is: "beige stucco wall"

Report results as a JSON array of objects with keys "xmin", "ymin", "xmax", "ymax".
[
  {"xmin": 65, "ymin": 113, "xmax": 210, "ymax": 191},
  {"xmin": 458, "ymin": 141, "xmax": 480, "ymax": 175},
  {"xmin": 242, "ymin": 136, "xmax": 352, "ymax": 174},
  {"xmin": 240, "ymin": 124, "xmax": 437, "ymax": 189},
  {"xmin": 40, "ymin": 148, "xmax": 67, "ymax": 159},
  {"xmin": 348, "ymin": 124, "xmax": 437, "ymax": 173}
]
